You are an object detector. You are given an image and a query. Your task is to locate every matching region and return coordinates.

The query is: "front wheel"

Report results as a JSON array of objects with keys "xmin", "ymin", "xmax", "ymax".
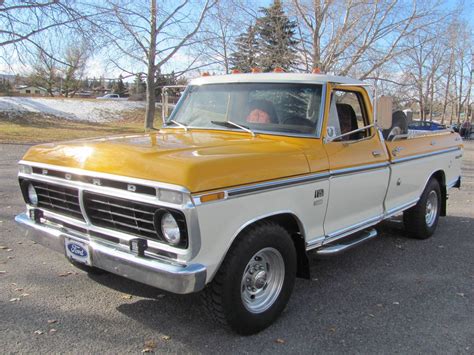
[
  {"xmin": 403, "ymin": 178, "xmax": 441, "ymax": 239},
  {"xmin": 202, "ymin": 221, "xmax": 296, "ymax": 335}
]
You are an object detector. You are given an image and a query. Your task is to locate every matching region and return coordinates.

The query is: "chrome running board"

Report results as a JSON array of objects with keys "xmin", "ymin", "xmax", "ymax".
[{"xmin": 315, "ymin": 228, "xmax": 378, "ymax": 256}]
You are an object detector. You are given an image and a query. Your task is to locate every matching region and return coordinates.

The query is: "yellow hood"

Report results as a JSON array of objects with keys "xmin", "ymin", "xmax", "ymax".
[{"xmin": 22, "ymin": 130, "xmax": 312, "ymax": 193}]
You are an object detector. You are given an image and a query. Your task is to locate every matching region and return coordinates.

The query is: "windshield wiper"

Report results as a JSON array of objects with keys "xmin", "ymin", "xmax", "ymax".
[
  {"xmin": 211, "ymin": 121, "xmax": 255, "ymax": 137},
  {"xmin": 167, "ymin": 119, "xmax": 188, "ymax": 132}
]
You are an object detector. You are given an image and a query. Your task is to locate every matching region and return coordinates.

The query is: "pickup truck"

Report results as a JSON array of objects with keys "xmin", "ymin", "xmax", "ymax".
[{"xmin": 15, "ymin": 73, "xmax": 463, "ymax": 335}]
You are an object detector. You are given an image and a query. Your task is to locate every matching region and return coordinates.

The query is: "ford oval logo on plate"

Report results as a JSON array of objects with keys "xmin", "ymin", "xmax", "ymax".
[
  {"xmin": 65, "ymin": 238, "xmax": 91, "ymax": 265},
  {"xmin": 67, "ymin": 242, "xmax": 88, "ymax": 257}
]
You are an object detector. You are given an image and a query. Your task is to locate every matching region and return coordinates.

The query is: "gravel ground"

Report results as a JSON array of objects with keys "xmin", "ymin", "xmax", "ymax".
[{"xmin": 0, "ymin": 142, "xmax": 473, "ymax": 354}]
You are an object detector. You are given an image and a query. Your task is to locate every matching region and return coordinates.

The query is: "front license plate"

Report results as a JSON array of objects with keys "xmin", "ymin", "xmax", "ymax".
[{"xmin": 65, "ymin": 238, "xmax": 91, "ymax": 266}]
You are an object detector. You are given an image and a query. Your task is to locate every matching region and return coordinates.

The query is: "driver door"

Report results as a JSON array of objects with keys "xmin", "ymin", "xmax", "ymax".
[{"xmin": 322, "ymin": 86, "xmax": 390, "ymax": 241}]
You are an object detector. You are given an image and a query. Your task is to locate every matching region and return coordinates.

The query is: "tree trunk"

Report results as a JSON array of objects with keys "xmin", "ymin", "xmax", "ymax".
[
  {"xmin": 465, "ymin": 60, "xmax": 473, "ymax": 123},
  {"xmin": 441, "ymin": 49, "xmax": 455, "ymax": 125},
  {"xmin": 311, "ymin": 0, "xmax": 321, "ymax": 70},
  {"xmin": 429, "ymin": 71, "xmax": 435, "ymax": 121},
  {"xmin": 145, "ymin": 0, "xmax": 157, "ymax": 130},
  {"xmin": 457, "ymin": 60, "xmax": 464, "ymax": 124}
]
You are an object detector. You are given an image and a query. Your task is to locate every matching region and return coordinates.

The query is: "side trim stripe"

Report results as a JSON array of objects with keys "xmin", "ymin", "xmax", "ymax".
[
  {"xmin": 221, "ymin": 147, "xmax": 460, "ymax": 199},
  {"xmin": 330, "ymin": 162, "xmax": 389, "ymax": 176},
  {"xmin": 391, "ymin": 147, "xmax": 461, "ymax": 164},
  {"xmin": 227, "ymin": 172, "xmax": 330, "ymax": 197},
  {"xmin": 226, "ymin": 163, "xmax": 389, "ymax": 198}
]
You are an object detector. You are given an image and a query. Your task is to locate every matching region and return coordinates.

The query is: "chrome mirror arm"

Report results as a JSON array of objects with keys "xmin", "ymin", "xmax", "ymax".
[{"xmin": 324, "ymin": 123, "xmax": 375, "ymax": 143}]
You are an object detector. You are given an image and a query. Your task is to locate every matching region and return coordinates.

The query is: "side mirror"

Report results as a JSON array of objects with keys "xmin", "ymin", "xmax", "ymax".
[{"xmin": 376, "ymin": 96, "xmax": 393, "ymax": 130}]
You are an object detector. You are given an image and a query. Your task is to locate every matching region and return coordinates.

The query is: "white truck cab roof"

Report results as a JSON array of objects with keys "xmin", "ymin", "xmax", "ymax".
[{"xmin": 190, "ymin": 72, "xmax": 367, "ymax": 86}]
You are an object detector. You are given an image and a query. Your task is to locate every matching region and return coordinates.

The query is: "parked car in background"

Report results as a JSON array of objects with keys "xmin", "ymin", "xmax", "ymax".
[
  {"xmin": 408, "ymin": 120, "xmax": 446, "ymax": 131},
  {"xmin": 97, "ymin": 94, "xmax": 121, "ymax": 100},
  {"xmin": 448, "ymin": 123, "xmax": 460, "ymax": 132}
]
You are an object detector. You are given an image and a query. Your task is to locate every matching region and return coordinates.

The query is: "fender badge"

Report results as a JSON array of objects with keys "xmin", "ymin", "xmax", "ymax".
[{"xmin": 314, "ymin": 189, "xmax": 324, "ymax": 198}]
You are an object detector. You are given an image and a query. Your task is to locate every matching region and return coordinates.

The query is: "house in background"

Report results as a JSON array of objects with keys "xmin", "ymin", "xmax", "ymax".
[{"xmin": 16, "ymin": 85, "xmax": 48, "ymax": 96}]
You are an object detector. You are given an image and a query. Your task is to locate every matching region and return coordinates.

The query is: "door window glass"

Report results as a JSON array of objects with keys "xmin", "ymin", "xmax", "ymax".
[{"xmin": 327, "ymin": 90, "xmax": 370, "ymax": 141}]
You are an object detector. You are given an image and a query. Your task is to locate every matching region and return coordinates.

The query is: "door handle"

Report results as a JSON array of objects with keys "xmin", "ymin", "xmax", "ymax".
[
  {"xmin": 392, "ymin": 146, "xmax": 404, "ymax": 156},
  {"xmin": 372, "ymin": 150, "xmax": 381, "ymax": 157}
]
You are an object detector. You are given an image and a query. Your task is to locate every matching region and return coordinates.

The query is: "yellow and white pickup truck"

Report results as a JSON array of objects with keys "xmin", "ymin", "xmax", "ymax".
[{"xmin": 15, "ymin": 73, "xmax": 463, "ymax": 335}]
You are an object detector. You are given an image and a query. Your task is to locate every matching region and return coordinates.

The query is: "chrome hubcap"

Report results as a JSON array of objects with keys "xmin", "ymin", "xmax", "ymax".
[
  {"xmin": 425, "ymin": 190, "xmax": 438, "ymax": 227},
  {"xmin": 241, "ymin": 247, "xmax": 285, "ymax": 314}
]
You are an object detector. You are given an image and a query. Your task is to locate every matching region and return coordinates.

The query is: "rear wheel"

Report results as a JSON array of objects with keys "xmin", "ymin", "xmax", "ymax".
[
  {"xmin": 403, "ymin": 178, "xmax": 441, "ymax": 239},
  {"xmin": 202, "ymin": 221, "xmax": 296, "ymax": 335}
]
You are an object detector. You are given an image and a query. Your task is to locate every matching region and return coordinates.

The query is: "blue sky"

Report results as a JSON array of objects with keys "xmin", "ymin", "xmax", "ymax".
[{"xmin": 1, "ymin": 0, "xmax": 472, "ymax": 78}]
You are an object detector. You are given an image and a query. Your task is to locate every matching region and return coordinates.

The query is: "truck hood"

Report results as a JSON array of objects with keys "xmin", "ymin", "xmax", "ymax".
[{"xmin": 22, "ymin": 130, "xmax": 311, "ymax": 193}]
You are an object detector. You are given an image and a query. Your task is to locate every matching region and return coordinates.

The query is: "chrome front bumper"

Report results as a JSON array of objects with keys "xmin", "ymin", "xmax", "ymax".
[{"xmin": 15, "ymin": 213, "xmax": 207, "ymax": 294}]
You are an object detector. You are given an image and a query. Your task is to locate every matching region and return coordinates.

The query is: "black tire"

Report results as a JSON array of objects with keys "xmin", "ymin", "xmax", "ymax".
[
  {"xmin": 403, "ymin": 178, "xmax": 441, "ymax": 239},
  {"xmin": 383, "ymin": 111, "xmax": 408, "ymax": 140},
  {"xmin": 202, "ymin": 221, "xmax": 296, "ymax": 335},
  {"xmin": 69, "ymin": 260, "xmax": 107, "ymax": 275}
]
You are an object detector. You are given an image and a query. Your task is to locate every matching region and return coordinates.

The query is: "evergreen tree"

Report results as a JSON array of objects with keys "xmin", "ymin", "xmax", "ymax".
[
  {"xmin": 256, "ymin": 0, "xmax": 298, "ymax": 72},
  {"xmin": 4, "ymin": 80, "xmax": 12, "ymax": 94},
  {"xmin": 229, "ymin": 25, "xmax": 259, "ymax": 72},
  {"xmin": 91, "ymin": 77, "xmax": 98, "ymax": 89},
  {"xmin": 113, "ymin": 75, "xmax": 126, "ymax": 96},
  {"xmin": 132, "ymin": 74, "xmax": 146, "ymax": 95}
]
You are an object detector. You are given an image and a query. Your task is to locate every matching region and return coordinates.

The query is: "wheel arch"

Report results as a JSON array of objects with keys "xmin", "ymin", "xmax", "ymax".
[
  {"xmin": 230, "ymin": 211, "xmax": 310, "ymax": 280},
  {"xmin": 428, "ymin": 170, "xmax": 447, "ymax": 216}
]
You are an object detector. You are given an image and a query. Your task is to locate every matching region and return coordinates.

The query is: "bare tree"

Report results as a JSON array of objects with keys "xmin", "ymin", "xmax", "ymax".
[
  {"xmin": 400, "ymin": 30, "xmax": 445, "ymax": 121},
  {"xmin": 62, "ymin": 43, "xmax": 90, "ymax": 97},
  {"xmin": 30, "ymin": 48, "xmax": 58, "ymax": 96},
  {"xmin": 97, "ymin": 0, "xmax": 216, "ymax": 129},
  {"xmin": 454, "ymin": 32, "xmax": 472, "ymax": 124},
  {"xmin": 28, "ymin": 38, "xmax": 91, "ymax": 98},
  {"xmin": 290, "ymin": 0, "xmax": 442, "ymax": 79},
  {"xmin": 195, "ymin": 0, "xmax": 262, "ymax": 74},
  {"xmin": 0, "ymin": 1, "xmax": 101, "ymax": 65}
]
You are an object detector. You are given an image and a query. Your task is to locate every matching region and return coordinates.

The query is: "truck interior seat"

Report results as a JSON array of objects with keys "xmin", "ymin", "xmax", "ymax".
[
  {"xmin": 246, "ymin": 100, "xmax": 279, "ymax": 124},
  {"xmin": 336, "ymin": 103, "xmax": 359, "ymax": 140}
]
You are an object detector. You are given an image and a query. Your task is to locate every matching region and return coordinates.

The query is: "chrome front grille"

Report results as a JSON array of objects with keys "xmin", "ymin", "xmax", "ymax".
[
  {"xmin": 20, "ymin": 176, "xmax": 189, "ymax": 249},
  {"xmin": 83, "ymin": 191, "xmax": 159, "ymax": 239},
  {"xmin": 30, "ymin": 181, "xmax": 84, "ymax": 221}
]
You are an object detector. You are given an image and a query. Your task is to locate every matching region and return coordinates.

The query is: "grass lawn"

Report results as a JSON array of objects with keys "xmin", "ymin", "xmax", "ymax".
[{"xmin": 0, "ymin": 109, "xmax": 162, "ymax": 144}]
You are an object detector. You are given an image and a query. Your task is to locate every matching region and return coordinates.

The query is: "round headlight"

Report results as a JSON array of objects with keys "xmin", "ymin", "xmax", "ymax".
[
  {"xmin": 27, "ymin": 183, "xmax": 38, "ymax": 206},
  {"xmin": 160, "ymin": 212, "xmax": 181, "ymax": 245}
]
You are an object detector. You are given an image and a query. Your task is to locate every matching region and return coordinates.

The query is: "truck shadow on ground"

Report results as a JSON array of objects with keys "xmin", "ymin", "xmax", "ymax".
[{"xmin": 85, "ymin": 213, "xmax": 473, "ymax": 340}]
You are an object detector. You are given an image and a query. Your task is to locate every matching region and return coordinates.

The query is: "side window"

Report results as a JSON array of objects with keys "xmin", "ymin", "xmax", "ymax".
[{"xmin": 327, "ymin": 90, "xmax": 370, "ymax": 141}]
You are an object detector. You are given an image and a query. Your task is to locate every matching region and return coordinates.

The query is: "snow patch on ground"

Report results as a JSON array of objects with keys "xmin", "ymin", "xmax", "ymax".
[{"xmin": 0, "ymin": 97, "xmax": 145, "ymax": 122}]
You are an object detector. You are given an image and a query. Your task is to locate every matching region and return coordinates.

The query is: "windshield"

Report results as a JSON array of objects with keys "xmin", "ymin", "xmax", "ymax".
[{"xmin": 167, "ymin": 83, "xmax": 324, "ymax": 136}]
